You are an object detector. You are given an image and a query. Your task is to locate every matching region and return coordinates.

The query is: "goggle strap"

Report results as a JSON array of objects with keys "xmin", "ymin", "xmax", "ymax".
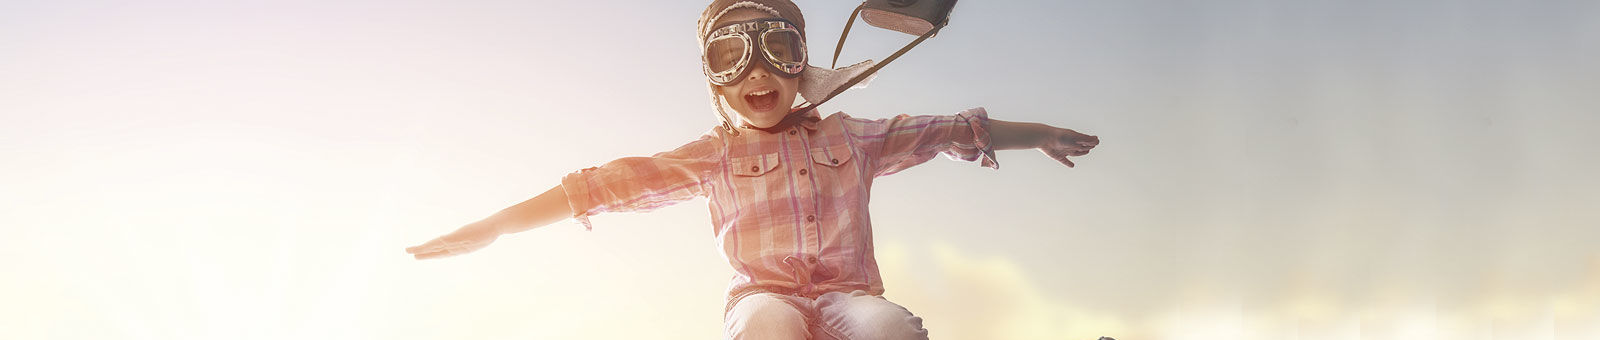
[{"xmin": 706, "ymin": 18, "xmax": 799, "ymax": 41}]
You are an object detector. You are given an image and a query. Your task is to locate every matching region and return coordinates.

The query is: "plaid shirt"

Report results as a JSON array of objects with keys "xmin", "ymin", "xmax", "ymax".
[{"xmin": 561, "ymin": 107, "xmax": 997, "ymax": 309}]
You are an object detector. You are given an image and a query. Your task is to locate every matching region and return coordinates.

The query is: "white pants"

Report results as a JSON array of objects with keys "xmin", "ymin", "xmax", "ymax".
[{"xmin": 724, "ymin": 290, "xmax": 929, "ymax": 340}]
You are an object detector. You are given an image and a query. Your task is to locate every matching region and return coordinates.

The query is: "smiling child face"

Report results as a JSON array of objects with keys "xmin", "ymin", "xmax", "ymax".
[{"xmin": 711, "ymin": 9, "xmax": 803, "ymax": 130}]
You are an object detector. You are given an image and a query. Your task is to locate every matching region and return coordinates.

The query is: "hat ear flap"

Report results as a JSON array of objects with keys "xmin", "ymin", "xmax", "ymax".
[
  {"xmin": 798, "ymin": 60, "xmax": 879, "ymax": 104},
  {"xmin": 708, "ymin": 83, "xmax": 741, "ymax": 136}
]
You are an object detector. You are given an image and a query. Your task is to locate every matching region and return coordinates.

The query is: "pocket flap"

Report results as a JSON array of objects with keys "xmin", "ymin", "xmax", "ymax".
[
  {"xmin": 731, "ymin": 153, "xmax": 781, "ymax": 176},
  {"xmin": 809, "ymin": 144, "xmax": 854, "ymax": 167}
]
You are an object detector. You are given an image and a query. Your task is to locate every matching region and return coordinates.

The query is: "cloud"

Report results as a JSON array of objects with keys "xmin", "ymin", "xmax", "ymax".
[
  {"xmin": 877, "ymin": 243, "xmax": 1600, "ymax": 340},
  {"xmin": 877, "ymin": 242, "xmax": 1133, "ymax": 340}
]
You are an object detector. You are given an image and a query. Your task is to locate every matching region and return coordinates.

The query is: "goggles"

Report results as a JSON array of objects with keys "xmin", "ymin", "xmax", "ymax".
[{"xmin": 702, "ymin": 18, "xmax": 807, "ymax": 86}]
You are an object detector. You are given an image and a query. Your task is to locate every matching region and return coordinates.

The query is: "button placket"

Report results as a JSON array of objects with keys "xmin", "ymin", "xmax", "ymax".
[{"xmin": 792, "ymin": 129, "xmax": 822, "ymax": 254}]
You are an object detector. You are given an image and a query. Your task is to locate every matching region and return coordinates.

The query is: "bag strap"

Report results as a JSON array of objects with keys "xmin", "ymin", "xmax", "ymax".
[
  {"xmin": 801, "ymin": 5, "xmax": 943, "ymax": 114},
  {"xmin": 830, "ymin": 4, "xmax": 865, "ymax": 69}
]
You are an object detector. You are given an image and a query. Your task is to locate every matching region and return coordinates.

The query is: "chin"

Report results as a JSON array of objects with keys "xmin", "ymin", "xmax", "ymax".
[
  {"xmin": 725, "ymin": 91, "xmax": 796, "ymax": 129},
  {"xmin": 737, "ymin": 109, "xmax": 787, "ymax": 128},
  {"xmin": 743, "ymin": 117, "xmax": 782, "ymax": 129}
]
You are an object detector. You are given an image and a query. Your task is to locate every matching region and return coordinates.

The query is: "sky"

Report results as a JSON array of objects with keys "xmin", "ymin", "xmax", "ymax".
[{"xmin": 2, "ymin": 0, "xmax": 1598, "ymax": 339}]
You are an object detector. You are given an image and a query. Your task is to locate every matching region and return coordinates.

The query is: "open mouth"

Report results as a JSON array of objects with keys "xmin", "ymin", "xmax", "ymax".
[{"xmin": 743, "ymin": 89, "xmax": 779, "ymax": 111}]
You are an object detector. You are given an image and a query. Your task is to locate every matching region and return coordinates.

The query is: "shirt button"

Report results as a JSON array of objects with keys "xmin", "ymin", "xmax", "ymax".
[
  {"xmin": 798, "ymin": 169, "xmax": 808, "ymax": 175},
  {"xmin": 806, "ymin": 256, "xmax": 818, "ymax": 264},
  {"xmin": 806, "ymin": 215, "xmax": 815, "ymax": 222},
  {"xmin": 830, "ymin": 158, "xmax": 839, "ymax": 165},
  {"xmin": 789, "ymin": 130, "xmax": 797, "ymax": 135},
  {"xmin": 750, "ymin": 166, "xmax": 760, "ymax": 172}
]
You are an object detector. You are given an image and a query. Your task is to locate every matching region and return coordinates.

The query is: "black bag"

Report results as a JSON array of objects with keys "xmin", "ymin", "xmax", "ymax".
[{"xmin": 859, "ymin": 0, "xmax": 959, "ymax": 36}]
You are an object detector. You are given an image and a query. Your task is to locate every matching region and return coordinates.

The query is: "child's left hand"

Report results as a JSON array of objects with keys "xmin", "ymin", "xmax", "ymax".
[
  {"xmin": 1040, "ymin": 128, "xmax": 1099, "ymax": 168},
  {"xmin": 406, "ymin": 220, "xmax": 502, "ymax": 260}
]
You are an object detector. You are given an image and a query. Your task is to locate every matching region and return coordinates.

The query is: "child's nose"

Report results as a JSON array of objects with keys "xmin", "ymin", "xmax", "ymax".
[{"xmin": 746, "ymin": 66, "xmax": 772, "ymax": 81}]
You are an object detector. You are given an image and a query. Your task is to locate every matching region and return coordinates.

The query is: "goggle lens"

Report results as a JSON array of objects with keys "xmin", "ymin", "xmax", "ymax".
[
  {"xmin": 761, "ymin": 30, "xmax": 804, "ymax": 65},
  {"xmin": 705, "ymin": 36, "xmax": 747, "ymax": 76},
  {"xmin": 702, "ymin": 19, "xmax": 807, "ymax": 86}
]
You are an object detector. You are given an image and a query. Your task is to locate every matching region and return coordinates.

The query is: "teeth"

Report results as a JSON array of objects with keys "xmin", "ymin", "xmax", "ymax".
[{"xmin": 747, "ymin": 89, "xmax": 774, "ymax": 96}]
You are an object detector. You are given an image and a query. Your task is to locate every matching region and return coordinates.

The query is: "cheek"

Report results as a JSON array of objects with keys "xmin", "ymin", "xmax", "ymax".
[
  {"xmin": 715, "ymin": 87, "xmax": 741, "ymax": 107},
  {"xmin": 780, "ymin": 78, "xmax": 801, "ymax": 101}
]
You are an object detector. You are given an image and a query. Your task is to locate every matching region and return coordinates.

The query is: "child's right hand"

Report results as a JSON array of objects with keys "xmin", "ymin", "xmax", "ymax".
[
  {"xmin": 1040, "ymin": 127, "xmax": 1099, "ymax": 168},
  {"xmin": 405, "ymin": 220, "xmax": 501, "ymax": 260}
]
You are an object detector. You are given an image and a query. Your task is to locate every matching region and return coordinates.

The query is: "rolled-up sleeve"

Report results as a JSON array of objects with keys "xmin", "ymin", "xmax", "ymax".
[
  {"xmin": 845, "ymin": 107, "xmax": 999, "ymax": 177},
  {"xmin": 561, "ymin": 133, "xmax": 722, "ymax": 230}
]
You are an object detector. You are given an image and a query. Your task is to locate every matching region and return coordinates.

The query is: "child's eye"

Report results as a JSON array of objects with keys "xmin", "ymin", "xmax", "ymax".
[
  {"xmin": 706, "ymin": 39, "xmax": 747, "ymax": 70},
  {"xmin": 763, "ymin": 34, "xmax": 800, "ymax": 62},
  {"xmin": 771, "ymin": 45, "xmax": 798, "ymax": 61}
]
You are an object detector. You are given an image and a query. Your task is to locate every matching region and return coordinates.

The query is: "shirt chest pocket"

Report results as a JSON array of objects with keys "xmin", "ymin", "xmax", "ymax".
[
  {"xmin": 731, "ymin": 153, "xmax": 782, "ymax": 177},
  {"xmin": 807, "ymin": 144, "xmax": 859, "ymax": 197},
  {"xmin": 809, "ymin": 144, "xmax": 854, "ymax": 168}
]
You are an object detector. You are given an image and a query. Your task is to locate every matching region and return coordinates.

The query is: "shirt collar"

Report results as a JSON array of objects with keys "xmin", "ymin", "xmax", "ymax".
[
  {"xmin": 795, "ymin": 108, "xmax": 822, "ymax": 131},
  {"xmin": 738, "ymin": 107, "xmax": 822, "ymax": 134}
]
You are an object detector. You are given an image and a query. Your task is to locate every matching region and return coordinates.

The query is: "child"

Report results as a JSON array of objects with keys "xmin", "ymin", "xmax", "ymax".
[{"xmin": 405, "ymin": 1, "xmax": 1100, "ymax": 339}]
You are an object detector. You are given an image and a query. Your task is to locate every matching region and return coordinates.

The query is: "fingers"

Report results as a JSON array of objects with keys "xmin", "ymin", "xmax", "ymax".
[
  {"xmin": 1042, "ymin": 147, "xmax": 1077, "ymax": 168},
  {"xmin": 406, "ymin": 237, "xmax": 467, "ymax": 260},
  {"xmin": 1063, "ymin": 134, "xmax": 1099, "ymax": 156},
  {"xmin": 406, "ymin": 238, "xmax": 444, "ymax": 254},
  {"xmin": 1060, "ymin": 132, "xmax": 1099, "ymax": 149},
  {"xmin": 1035, "ymin": 129, "xmax": 1101, "ymax": 168},
  {"xmin": 1055, "ymin": 143, "xmax": 1094, "ymax": 157},
  {"xmin": 1050, "ymin": 132, "xmax": 1096, "ymax": 150},
  {"xmin": 1077, "ymin": 136, "xmax": 1099, "ymax": 149},
  {"xmin": 407, "ymin": 239, "xmax": 462, "ymax": 260},
  {"xmin": 406, "ymin": 234, "xmax": 494, "ymax": 260},
  {"xmin": 413, "ymin": 250, "xmax": 457, "ymax": 260}
]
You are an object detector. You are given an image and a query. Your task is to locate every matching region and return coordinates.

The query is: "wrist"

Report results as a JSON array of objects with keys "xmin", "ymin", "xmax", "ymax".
[
  {"xmin": 1038, "ymin": 126, "xmax": 1067, "ymax": 149},
  {"xmin": 469, "ymin": 216, "xmax": 511, "ymax": 236},
  {"xmin": 996, "ymin": 121, "xmax": 1056, "ymax": 150}
]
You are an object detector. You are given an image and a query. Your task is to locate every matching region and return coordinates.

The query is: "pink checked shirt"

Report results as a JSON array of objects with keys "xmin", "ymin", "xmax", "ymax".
[{"xmin": 561, "ymin": 107, "xmax": 997, "ymax": 310}]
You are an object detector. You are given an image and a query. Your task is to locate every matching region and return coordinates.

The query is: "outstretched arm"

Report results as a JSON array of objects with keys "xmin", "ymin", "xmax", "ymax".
[
  {"xmin": 405, "ymin": 184, "xmax": 572, "ymax": 260},
  {"xmin": 989, "ymin": 119, "xmax": 1100, "ymax": 167}
]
